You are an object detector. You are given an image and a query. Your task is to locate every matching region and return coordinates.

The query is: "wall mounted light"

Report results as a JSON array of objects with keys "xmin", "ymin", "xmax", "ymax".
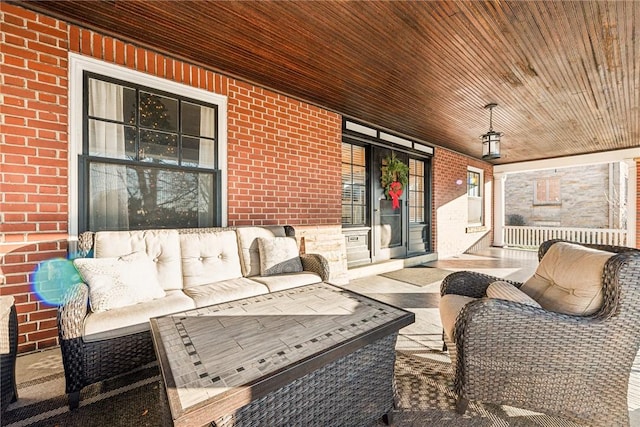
[{"xmin": 481, "ymin": 103, "xmax": 502, "ymax": 160}]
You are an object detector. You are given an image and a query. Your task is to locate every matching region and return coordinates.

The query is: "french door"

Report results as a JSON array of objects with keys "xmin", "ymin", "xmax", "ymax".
[{"xmin": 372, "ymin": 147, "xmax": 408, "ymax": 260}]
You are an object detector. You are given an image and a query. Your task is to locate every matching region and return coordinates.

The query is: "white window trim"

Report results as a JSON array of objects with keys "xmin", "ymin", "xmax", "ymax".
[
  {"xmin": 68, "ymin": 52, "xmax": 228, "ymax": 239},
  {"xmin": 467, "ymin": 166, "xmax": 484, "ymax": 226}
]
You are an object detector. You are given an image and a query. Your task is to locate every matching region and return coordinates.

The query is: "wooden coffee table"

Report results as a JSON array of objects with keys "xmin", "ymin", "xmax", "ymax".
[{"xmin": 150, "ymin": 282, "xmax": 414, "ymax": 427}]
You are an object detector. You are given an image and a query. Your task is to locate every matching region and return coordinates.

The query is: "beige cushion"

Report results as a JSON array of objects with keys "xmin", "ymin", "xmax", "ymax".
[
  {"xmin": 74, "ymin": 252, "xmax": 166, "ymax": 313},
  {"xmin": 487, "ymin": 281, "xmax": 541, "ymax": 308},
  {"xmin": 94, "ymin": 229, "xmax": 183, "ymax": 290},
  {"xmin": 251, "ymin": 272, "xmax": 322, "ymax": 292},
  {"xmin": 257, "ymin": 237, "xmax": 303, "ymax": 276},
  {"xmin": 235, "ymin": 226, "xmax": 287, "ymax": 277},
  {"xmin": 182, "ymin": 277, "xmax": 269, "ymax": 308},
  {"xmin": 83, "ymin": 290, "xmax": 195, "ymax": 342},
  {"xmin": 521, "ymin": 242, "xmax": 613, "ymax": 316},
  {"xmin": 180, "ymin": 231, "xmax": 243, "ymax": 288},
  {"xmin": 439, "ymin": 294, "xmax": 476, "ymax": 342}
]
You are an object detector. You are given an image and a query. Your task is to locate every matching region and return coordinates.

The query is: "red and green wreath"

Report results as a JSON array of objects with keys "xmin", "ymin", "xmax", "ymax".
[{"xmin": 381, "ymin": 152, "xmax": 409, "ymax": 209}]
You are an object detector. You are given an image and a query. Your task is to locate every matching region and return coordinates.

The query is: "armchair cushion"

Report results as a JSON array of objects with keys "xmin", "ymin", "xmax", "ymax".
[
  {"xmin": 520, "ymin": 242, "xmax": 613, "ymax": 316},
  {"xmin": 439, "ymin": 294, "xmax": 476, "ymax": 341},
  {"xmin": 257, "ymin": 237, "xmax": 303, "ymax": 276},
  {"xmin": 486, "ymin": 281, "xmax": 541, "ymax": 308},
  {"xmin": 74, "ymin": 252, "xmax": 166, "ymax": 313}
]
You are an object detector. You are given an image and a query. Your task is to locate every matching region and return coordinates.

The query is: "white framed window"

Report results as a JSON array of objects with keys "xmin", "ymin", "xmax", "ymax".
[
  {"xmin": 467, "ymin": 167, "xmax": 483, "ymax": 225},
  {"xmin": 69, "ymin": 53, "xmax": 228, "ymax": 236}
]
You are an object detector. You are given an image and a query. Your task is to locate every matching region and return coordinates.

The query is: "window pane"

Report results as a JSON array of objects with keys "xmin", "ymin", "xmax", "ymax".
[
  {"xmin": 341, "ymin": 163, "xmax": 353, "ymax": 184},
  {"xmin": 341, "ymin": 205, "xmax": 352, "ymax": 224},
  {"xmin": 88, "ymin": 120, "xmax": 136, "ymax": 159},
  {"xmin": 182, "ymin": 102, "xmax": 215, "ymax": 138},
  {"xmin": 353, "ymin": 205, "xmax": 366, "ymax": 224},
  {"xmin": 548, "ymin": 178, "xmax": 560, "ymax": 202},
  {"xmin": 352, "ymin": 185, "xmax": 366, "ymax": 204},
  {"xmin": 140, "ymin": 130, "xmax": 178, "ymax": 164},
  {"xmin": 88, "ymin": 78, "xmax": 136, "ymax": 123},
  {"xmin": 89, "ymin": 162, "xmax": 215, "ymax": 231},
  {"xmin": 182, "ymin": 136, "xmax": 216, "ymax": 168},
  {"xmin": 352, "ymin": 165, "xmax": 366, "ymax": 185},
  {"xmin": 468, "ymin": 171, "xmax": 480, "ymax": 197},
  {"xmin": 352, "ymin": 145, "xmax": 366, "ymax": 166},
  {"xmin": 139, "ymin": 92, "xmax": 178, "ymax": 131},
  {"xmin": 342, "ymin": 185, "xmax": 352, "ymax": 203},
  {"xmin": 341, "ymin": 143, "xmax": 351, "ymax": 161}
]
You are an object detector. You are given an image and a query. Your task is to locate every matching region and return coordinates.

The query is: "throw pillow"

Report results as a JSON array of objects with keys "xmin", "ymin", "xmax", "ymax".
[
  {"xmin": 257, "ymin": 237, "xmax": 303, "ymax": 276},
  {"xmin": 486, "ymin": 281, "xmax": 541, "ymax": 308},
  {"xmin": 520, "ymin": 242, "xmax": 613, "ymax": 316},
  {"xmin": 74, "ymin": 252, "xmax": 166, "ymax": 312}
]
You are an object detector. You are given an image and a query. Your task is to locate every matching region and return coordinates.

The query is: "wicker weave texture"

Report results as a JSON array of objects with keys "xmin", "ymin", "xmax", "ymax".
[
  {"xmin": 441, "ymin": 241, "xmax": 640, "ymax": 426},
  {"xmin": 1, "ymin": 305, "xmax": 18, "ymax": 414},
  {"xmin": 60, "ymin": 226, "xmax": 332, "ymax": 408},
  {"xmin": 213, "ymin": 333, "xmax": 398, "ymax": 427}
]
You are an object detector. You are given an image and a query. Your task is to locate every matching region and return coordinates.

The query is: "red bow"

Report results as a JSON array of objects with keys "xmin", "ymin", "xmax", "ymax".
[{"xmin": 388, "ymin": 181, "xmax": 403, "ymax": 209}]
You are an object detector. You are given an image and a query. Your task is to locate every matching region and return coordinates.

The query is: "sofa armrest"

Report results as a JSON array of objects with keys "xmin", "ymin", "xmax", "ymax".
[
  {"xmin": 440, "ymin": 271, "xmax": 522, "ymax": 298},
  {"xmin": 57, "ymin": 282, "xmax": 89, "ymax": 340},
  {"xmin": 300, "ymin": 253, "xmax": 330, "ymax": 281}
]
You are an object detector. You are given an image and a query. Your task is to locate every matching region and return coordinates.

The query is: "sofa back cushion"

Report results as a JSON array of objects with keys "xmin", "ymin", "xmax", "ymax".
[
  {"xmin": 94, "ymin": 229, "xmax": 183, "ymax": 291},
  {"xmin": 235, "ymin": 226, "xmax": 288, "ymax": 277},
  {"xmin": 180, "ymin": 230, "xmax": 243, "ymax": 288},
  {"xmin": 520, "ymin": 242, "xmax": 613, "ymax": 316}
]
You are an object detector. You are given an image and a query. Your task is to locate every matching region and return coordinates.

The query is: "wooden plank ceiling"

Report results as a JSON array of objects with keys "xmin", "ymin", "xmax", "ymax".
[{"xmin": 19, "ymin": 0, "xmax": 640, "ymax": 164}]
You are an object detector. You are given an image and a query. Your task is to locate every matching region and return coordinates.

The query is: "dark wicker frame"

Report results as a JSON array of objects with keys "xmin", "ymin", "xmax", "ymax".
[
  {"xmin": 440, "ymin": 239, "xmax": 640, "ymax": 426},
  {"xmin": 1, "ymin": 304, "xmax": 18, "ymax": 415},
  {"xmin": 59, "ymin": 226, "xmax": 331, "ymax": 410}
]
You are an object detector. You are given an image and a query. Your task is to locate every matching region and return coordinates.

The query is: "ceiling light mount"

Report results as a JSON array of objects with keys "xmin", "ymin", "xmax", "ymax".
[{"xmin": 481, "ymin": 103, "xmax": 502, "ymax": 160}]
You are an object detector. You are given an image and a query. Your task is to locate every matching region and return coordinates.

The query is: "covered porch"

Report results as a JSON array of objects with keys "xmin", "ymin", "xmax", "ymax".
[{"xmin": 6, "ymin": 247, "xmax": 639, "ymax": 425}]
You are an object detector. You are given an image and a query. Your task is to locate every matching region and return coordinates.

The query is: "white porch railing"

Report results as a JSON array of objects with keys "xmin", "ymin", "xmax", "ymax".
[{"xmin": 504, "ymin": 226, "xmax": 628, "ymax": 248}]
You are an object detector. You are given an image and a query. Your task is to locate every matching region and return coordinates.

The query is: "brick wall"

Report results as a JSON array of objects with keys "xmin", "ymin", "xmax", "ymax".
[
  {"xmin": 1, "ymin": 4, "xmax": 70, "ymax": 352},
  {"xmin": 432, "ymin": 148, "xmax": 493, "ymax": 258},
  {"xmin": 0, "ymin": 3, "xmax": 341, "ymax": 352},
  {"xmin": 225, "ymin": 80, "xmax": 342, "ymax": 226}
]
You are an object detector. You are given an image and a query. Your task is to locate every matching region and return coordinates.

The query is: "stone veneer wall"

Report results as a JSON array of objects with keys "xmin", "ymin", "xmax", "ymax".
[{"xmin": 504, "ymin": 163, "xmax": 626, "ymax": 228}]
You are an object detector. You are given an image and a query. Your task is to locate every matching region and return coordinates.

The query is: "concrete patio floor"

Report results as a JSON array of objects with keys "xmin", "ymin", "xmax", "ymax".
[{"xmin": 12, "ymin": 247, "xmax": 640, "ymax": 425}]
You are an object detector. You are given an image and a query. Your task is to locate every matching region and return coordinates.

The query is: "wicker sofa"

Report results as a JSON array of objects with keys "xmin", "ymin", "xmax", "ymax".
[
  {"xmin": 439, "ymin": 239, "xmax": 640, "ymax": 426},
  {"xmin": 59, "ymin": 225, "xmax": 330, "ymax": 410}
]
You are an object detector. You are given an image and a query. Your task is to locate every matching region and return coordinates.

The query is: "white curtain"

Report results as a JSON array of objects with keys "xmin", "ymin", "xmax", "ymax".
[
  {"xmin": 198, "ymin": 106, "xmax": 216, "ymax": 226},
  {"xmin": 88, "ymin": 79, "xmax": 129, "ymax": 230}
]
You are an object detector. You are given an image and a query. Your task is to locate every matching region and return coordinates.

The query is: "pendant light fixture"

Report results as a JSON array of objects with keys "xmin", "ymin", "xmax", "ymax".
[{"xmin": 481, "ymin": 103, "xmax": 502, "ymax": 160}]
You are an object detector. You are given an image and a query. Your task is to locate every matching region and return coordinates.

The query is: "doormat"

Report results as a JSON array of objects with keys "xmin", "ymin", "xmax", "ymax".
[{"xmin": 380, "ymin": 267, "xmax": 454, "ymax": 287}]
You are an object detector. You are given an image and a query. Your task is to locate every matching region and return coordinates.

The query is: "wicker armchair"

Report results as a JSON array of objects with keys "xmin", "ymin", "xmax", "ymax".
[
  {"xmin": 1, "ymin": 296, "xmax": 18, "ymax": 415},
  {"xmin": 440, "ymin": 239, "xmax": 640, "ymax": 426}
]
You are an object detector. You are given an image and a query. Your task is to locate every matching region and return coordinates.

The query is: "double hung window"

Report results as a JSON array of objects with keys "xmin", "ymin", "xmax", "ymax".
[{"xmin": 81, "ymin": 73, "xmax": 220, "ymax": 231}]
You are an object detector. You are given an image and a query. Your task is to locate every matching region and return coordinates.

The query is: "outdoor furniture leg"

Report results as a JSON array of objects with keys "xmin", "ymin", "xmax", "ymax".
[
  {"xmin": 456, "ymin": 397, "xmax": 469, "ymax": 414},
  {"xmin": 69, "ymin": 391, "xmax": 80, "ymax": 410}
]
